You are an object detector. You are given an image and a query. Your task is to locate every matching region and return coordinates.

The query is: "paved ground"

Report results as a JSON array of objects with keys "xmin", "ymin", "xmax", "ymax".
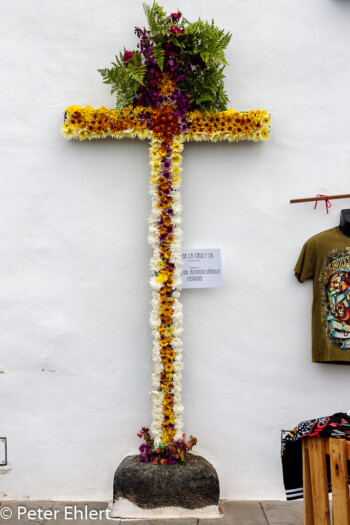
[{"xmin": 0, "ymin": 500, "xmax": 303, "ymax": 524}]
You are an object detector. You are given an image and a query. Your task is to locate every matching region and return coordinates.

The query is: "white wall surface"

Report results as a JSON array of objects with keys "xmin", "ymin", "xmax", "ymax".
[{"xmin": 1, "ymin": 0, "xmax": 350, "ymax": 501}]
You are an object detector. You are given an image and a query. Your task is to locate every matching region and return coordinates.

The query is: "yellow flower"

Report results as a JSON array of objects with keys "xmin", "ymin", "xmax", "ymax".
[
  {"xmin": 261, "ymin": 126, "xmax": 269, "ymax": 140},
  {"xmin": 156, "ymin": 272, "xmax": 169, "ymax": 284},
  {"xmin": 160, "ymin": 337, "xmax": 172, "ymax": 347},
  {"xmin": 136, "ymin": 129, "xmax": 150, "ymax": 140},
  {"xmin": 171, "ymin": 153, "xmax": 181, "ymax": 165},
  {"xmin": 164, "ymin": 362, "xmax": 174, "ymax": 373},
  {"xmin": 78, "ymin": 131, "xmax": 88, "ymax": 140},
  {"xmin": 133, "ymin": 106, "xmax": 144, "ymax": 116},
  {"xmin": 150, "ymin": 145, "xmax": 161, "ymax": 157},
  {"xmin": 171, "ymin": 174, "xmax": 181, "ymax": 186},
  {"xmin": 171, "ymin": 141, "xmax": 184, "ymax": 153},
  {"xmin": 162, "ymin": 431, "xmax": 171, "ymax": 444},
  {"xmin": 253, "ymin": 111, "xmax": 263, "ymax": 123},
  {"xmin": 262, "ymin": 114, "xmax": 270, "ymax": 125},
  {"xmin": 163, "ymin": 405, "xmax": 174, "ymax": 416},
  {"xmin": 194, "ymin": 131, "xmax": 203, "ymax": 140},
  {"xmin": 158, "ymin": 73, "xmax": 176, "ymax": 96},
  {"xmin": 188, "ymin": 110, "xmax": 202, "ymax": 122},
  {"xmin": 122, "ymin": 106, "xmax": 133, "ymax": 116},
  {"xmin": 61, "ymin": 124, "xmax": 73, "ymax": 135},
  {"xmin": 171, "ymin": 165, "xmax": 182, "ymax": 175}
]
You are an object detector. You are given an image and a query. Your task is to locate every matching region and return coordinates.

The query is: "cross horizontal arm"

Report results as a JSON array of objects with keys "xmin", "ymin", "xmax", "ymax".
[{"xmin": 62, "ymin": 105, "xmax": 270, "ymax": 143}]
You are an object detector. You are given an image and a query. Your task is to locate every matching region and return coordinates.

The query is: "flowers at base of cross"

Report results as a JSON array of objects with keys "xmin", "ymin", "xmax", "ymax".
[{"xmin": 137, "ymin": 427, "xmax": 197, "ymax": 464}]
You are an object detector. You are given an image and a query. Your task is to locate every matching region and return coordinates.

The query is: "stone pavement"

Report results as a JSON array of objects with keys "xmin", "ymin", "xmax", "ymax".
[{"xmin": 0, "ymin": 500, "xmax": 303, "ymax": 525}]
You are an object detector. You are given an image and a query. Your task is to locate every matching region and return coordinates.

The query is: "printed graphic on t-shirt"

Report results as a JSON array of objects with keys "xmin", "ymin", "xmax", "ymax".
[{"xmin": 320, "ymin": 250, "xmax": 350, "ymax": 349}]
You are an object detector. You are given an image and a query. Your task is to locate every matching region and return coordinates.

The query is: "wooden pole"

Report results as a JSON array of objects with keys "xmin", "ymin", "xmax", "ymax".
[{"xmin": 290, "ymin": 194, "xmax": 350, "ymax": 204}]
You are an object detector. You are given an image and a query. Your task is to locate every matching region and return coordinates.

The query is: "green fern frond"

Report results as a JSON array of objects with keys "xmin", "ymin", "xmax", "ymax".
[{"xmin": 152, "ymin": 46, "xmax": 165, "ymax": 71}]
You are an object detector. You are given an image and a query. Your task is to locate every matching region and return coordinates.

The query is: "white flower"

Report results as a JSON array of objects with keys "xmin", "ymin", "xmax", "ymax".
[
  {"xmin": 149, "ymin": 277, "xmax": 162, "ymax": 290},
  {"xmin": 174, "ymin": 403, "xmax": 184, "ymax": 415},
  {"xmin": 174, "ymin": 384, "xmax": 182, "ymax": 394},
  {"xmin": 175, "ymin": 416, "xmax": 183, "ymax": 429},
  {"xmin": 152, "ymin": 374, "xmax": 160, "ymax": 387},
  {"xmin": 173, "ymin": 361, "xmax": 184, "ymax": 372},
  {"xmin": 174, "ymin": 393, "xmax": 182, "ymax": 403},
  {"xmin": 172, "ymin": 338, "xmax": 183, "ymax": 350}
]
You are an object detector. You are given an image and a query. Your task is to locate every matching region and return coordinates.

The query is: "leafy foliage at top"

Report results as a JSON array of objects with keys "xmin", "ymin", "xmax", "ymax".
[{"xmin": 99, "ymin": 2, "xmax": 232, "ymax": 113}]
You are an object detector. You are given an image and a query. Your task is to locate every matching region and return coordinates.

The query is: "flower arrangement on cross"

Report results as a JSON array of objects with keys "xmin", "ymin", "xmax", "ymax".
[
  {"xmin": 98, "ymin": 2, "xmax": 232, "ymax": 113},
  {"xmin": 62, "ymin": 1, "xmax": 269, "ymax": 465}
]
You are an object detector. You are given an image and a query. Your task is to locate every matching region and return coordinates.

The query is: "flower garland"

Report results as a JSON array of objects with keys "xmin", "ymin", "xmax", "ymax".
[
  {"xmin": 148, "ymin": 132, "xmax": 184, "ymax": 445},
  {"xmin": 62, "ymin": 105, "xmax": 270, "ymax": 143}
]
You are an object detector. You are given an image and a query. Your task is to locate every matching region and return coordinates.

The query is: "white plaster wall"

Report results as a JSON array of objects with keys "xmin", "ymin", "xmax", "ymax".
[{"xmin": 1, "ymin": 0, "xmax": 350, "ymax": 501}]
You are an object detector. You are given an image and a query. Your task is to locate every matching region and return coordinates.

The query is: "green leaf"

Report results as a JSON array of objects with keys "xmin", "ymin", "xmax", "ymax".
[{"xmin": 152, "ymin": 46, "xmax": 165, "ymax": 71}]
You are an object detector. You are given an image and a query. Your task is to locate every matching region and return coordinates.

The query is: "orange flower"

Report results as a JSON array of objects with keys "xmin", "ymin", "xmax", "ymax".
[
  {"xmin": 163, "ymin": 393, "xmax": 174, "ymax": 404},
  {"xmin": 166, "ymin": 234, "xmax": 174, "ymax": 244},
  {"xmin": 164, "ymin": 362, "xmax": 174, "ymax": 373},
  {"xmin": 160, "ymin": 297, "xmax": 174, "ymax": 306},
  {"xmin": 160, "ymin": 336, "xmax": 172, "ymax": 347},
  {"xmin": 163, "ymin": 405, "xmax": 173, "ymax": 416},
  {"xmin": 166, "ymin": 349, "xmax": 176, "ymax": 360}
]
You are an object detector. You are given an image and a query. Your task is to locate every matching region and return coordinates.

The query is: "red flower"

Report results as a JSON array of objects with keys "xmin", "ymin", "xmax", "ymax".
[
  {"xmin": 170, "ymin": 25, "xmax": 185, "ymax": 35},
  {"xmin": 123, "ymin": 50, "xmax": 134, "ymax": 64},
  {"xmin": 170, "ymin": 12, "xmax": 182, "ymax": 21}
]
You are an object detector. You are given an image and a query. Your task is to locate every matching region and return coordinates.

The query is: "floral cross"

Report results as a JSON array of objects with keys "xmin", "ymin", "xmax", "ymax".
[{"xmin": 62, "ymin": 2, "xmax": 269, "ymax": 455}]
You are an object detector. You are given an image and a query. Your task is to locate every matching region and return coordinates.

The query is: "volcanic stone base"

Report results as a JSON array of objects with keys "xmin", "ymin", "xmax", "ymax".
[{"xmin": 110, "ymin": 454, "xmax": 220, "ymax": 519}]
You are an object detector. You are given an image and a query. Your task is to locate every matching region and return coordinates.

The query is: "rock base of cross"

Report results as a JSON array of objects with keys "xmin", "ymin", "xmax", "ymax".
[{"xmin": 109, "ymin": 454, "xmax": 220, "ymax": 519}]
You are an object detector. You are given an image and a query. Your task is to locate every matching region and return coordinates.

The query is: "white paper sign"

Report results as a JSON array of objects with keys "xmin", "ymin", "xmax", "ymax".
[{"xmin": 181, "ymin": 249, "xmax": 222, "ymax": 289}]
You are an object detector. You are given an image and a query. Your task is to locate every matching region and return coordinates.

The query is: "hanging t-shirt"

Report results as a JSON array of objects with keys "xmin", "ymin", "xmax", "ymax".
[{"xmin": 295, "ymin": 226, "xmax": 350, "ymax": 363}]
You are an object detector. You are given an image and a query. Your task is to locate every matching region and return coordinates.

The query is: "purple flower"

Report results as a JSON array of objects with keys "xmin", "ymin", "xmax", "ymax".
[{"xmin": 162, "ymin": 159, "xmax": 171, "ymax": 170}]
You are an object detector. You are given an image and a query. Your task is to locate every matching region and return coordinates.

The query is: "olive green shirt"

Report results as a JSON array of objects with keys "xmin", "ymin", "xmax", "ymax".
[{"xmin": 295, "ymin": 227, "xmax": 350, "ymax": 363}]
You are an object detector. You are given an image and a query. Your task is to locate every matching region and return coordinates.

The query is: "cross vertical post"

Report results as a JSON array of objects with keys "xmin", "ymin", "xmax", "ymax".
[{"xmin": 62, "ymin": 100, "xmax": 269, "ymax": 447}]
